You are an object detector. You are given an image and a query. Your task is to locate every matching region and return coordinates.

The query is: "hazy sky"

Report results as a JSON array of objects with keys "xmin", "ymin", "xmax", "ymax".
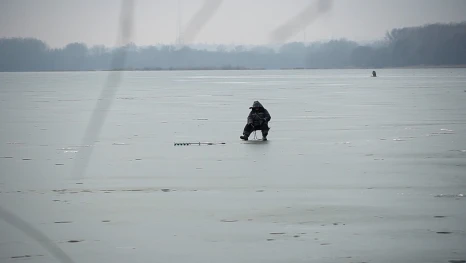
[{"xmin": 1, "ymin": 0, "xmax": 466, "ymax": 48}]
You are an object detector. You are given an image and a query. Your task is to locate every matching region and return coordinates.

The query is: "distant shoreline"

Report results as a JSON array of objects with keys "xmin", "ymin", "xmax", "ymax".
[
  {"xmin": 3, "ymin": 22, "xmax": 466, "ymax": 73},
  {"xmin": 1, "ymin": 65, "xmax": 466, "ymax": 73}
]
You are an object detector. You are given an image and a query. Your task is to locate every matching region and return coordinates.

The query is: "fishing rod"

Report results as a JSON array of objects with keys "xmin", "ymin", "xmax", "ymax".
[{"xmin": 174, "ymin": 142, "xmax": 226, "ymax": 146}]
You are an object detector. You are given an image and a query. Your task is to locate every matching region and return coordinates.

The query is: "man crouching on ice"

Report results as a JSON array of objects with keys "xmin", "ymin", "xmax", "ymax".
[{"xmin": 240, "ymin": 101, "xmax": 271, "ymax": 141}]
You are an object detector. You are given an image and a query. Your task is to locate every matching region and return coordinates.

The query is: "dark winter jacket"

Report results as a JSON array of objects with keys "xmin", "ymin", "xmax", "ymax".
[{"xmin": 247, "ymin": 101, "xmax": 271, "ymax": 126}]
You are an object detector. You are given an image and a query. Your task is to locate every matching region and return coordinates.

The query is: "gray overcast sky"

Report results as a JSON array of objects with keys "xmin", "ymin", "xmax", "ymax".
[{"xmin": 1, "ymin": 0, "xmax": 466, "ymax": 48}]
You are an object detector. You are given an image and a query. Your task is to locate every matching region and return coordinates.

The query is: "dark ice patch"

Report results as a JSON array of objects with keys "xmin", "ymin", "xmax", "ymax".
[
  {"xmin": 221, "ymin": 219, "xmax": 238, "ymax": 223},
  {"xmin": 67, "ymin": 240, "xmax": 83, "ymax": 243}
]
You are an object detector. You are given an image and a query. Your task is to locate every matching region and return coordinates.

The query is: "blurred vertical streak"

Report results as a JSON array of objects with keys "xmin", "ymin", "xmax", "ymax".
[
  {"xmin": 0, "ymin": 206, "xmax": 75, "ymax": 263},
  {"xmin": 269, "ymin": 0, "xmax": 333, "ymax": 43},
  {"xmin": 182, "ymin": 0, "xmax": 223, "ymax": 44},
  {"xmin": 72, "ymin": 0, "xmax": 135, "ymax": 179},
  {"xmin": 1, "ymin": 2, "xmax": 135, "ymax": 262}
]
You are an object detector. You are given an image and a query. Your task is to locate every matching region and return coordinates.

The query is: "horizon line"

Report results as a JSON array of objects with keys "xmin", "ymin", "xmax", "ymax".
[{"xmin": 2, "ymin": 20, "xmax": 465, "ymax": 49}]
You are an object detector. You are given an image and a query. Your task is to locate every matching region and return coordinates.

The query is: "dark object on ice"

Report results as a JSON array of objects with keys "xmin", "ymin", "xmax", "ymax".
[
  {"xmin": 67, "ymin": 240, "xmax": 83, "ymax": 243},
  {"xmin": 240, "ymin": 101, "xmax": 271, "ymax": 141},
  {"xmin": 11, "ymin": 255, "xmax": 31, "ymax": 259},
  {"xmin": 372, "ymin": 70, "xmax": 377, "ymax": 77}
]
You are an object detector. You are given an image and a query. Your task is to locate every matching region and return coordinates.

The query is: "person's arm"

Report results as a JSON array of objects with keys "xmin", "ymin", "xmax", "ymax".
[
  {"xmin": 247, "ymin": 111, "xmax": 254, "ymax": 124},
  {"xmin": 263, "ymin": 109, "xmax": 271, "ymax": 122}
]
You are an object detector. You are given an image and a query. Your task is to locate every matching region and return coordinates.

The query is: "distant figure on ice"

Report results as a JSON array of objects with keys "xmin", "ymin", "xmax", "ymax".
[
  {"xmin": 372, "ymin": 70, "xmax": 377, "ymax": 77},
  {"xmin": 240, "ymin": 101, "xmax": 271, "ymax": 141}
]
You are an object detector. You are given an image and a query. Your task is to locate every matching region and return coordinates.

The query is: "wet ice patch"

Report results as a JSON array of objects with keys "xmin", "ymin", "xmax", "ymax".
[
  {"xmin": 449, "ymin": 150, "xmax": 466, "ymax": 154},
  {"xmin": 11, "ymin": 255, "xmax": 43, "ymax": 259},
  {"xmin": 117, "ymin": 97, "xmax": 138, "ymax": 100},
  {"xmin": 430, "ymin": 129, "xmax": 455, "ymax": 135},
  {"xmin": 207, "ymin": 81, "xmax": 250, "ymax": 85},
  {"xmin": 6, "ymin": 142, "xmax": 24, "ymax": 145},
  {"xmin": 221, "ymin": 219, "xmax": 238, "ymax": 223},
  {"xmin": 440, "ymin": 128, "xmax": 454, "ymax": 132},
  {"xmin": 68, "ymin": 145, "xmax": 92, "ymax": 148},
  {"xmin": 434, "ymin": 194, "xmax": 465, "ymax": 198},
  {"xmin": 58, "ymin": 147, "xmax": 79, "ymax": 153}
]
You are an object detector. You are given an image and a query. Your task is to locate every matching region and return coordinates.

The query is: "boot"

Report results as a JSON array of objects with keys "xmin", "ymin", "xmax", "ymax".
[
  {"xmin": 262, "ymin": 132, "xmax": 268, "ymax": 141},
  {"xmin": 240, "ymin": 135, "xmax": 248, "ymax": 141}
]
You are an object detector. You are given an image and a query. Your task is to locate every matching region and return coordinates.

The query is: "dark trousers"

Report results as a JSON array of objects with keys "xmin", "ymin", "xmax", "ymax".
[{"xmin": 243, "ymin": 123, "xmax": 270, "ymax": 137}]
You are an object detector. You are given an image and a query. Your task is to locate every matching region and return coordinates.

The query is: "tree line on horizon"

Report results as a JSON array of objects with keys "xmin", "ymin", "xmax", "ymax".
[{"xmin": 0, "ymin": 22, "xmax": 465, "ymax": 72}]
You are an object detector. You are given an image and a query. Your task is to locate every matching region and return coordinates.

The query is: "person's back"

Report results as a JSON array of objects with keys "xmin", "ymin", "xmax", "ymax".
[{"xmin": 240, "ymin": 101, "xmax": 271, "ymax": 141}]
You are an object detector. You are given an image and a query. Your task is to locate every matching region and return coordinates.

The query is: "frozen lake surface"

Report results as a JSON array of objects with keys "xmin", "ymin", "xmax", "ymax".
[{"xmin": 1, "ymin": 69, "xmax": 466, "ymax": 263}]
